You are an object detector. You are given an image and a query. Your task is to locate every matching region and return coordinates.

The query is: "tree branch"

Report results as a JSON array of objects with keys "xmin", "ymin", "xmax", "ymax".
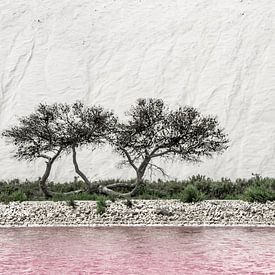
[
  {"xmin": 151, "ymin": 149, "xmax": 172, "ymax": 158},
  {"xmin": 38, "ymin": 154, "xmax": 51, "ymax": 160},
  {"xmin": 119, "ymin": 147, "xmax": 138, "ymax": 172},
  {"xmin": 98, "ymin": 184, "xmax": 140, "ymax": 198},
  {"xmin": 148, "ymin": 163, "xmax": 170, "ymax": 178},
  {"xmin": 105, "ymin": 182, "xmax": 136, "ymax": 189},
  {"xmin": 72, "ymin": 145, "xmax": 91, "ymax": 186},
  {"xmin": 51, "ymin": 146, "xmax": 63, "ymax": 163}
]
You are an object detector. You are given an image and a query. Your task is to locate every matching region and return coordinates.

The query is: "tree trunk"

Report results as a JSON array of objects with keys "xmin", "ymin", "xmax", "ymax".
[
  {"xmin": 71, "ymin": 150, "xmax": 150, "ymax": 198},
  {"xmin": 72, "ymin": 145, "xmax": 99, "ymax": 193},
  {"xmin": 99, "ymin": 158, "xmax": 149, "ymax": 198},
  {"xmin": 99, "ymin": 172, "xmax": 145, "ymax": 198},
  {"xmin": 39, "ymin": 162, "xmax": 54, "ymax": 199},
  {"xmin": 39, "ymin": 147, "xmax": 64, "ymax": 199},
  {"xmin": 129, "ymin": 160, "xmax": 149, "ymax": 196},
  {"xmin": 105, "ymin": 182, "xmax": 136, "ymax": 189}
]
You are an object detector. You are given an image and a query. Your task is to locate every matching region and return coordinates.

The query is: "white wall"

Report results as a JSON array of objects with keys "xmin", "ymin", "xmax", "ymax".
[{"xmin": 0, "ymin": 0, "xmax": 274, "ymax": 181}]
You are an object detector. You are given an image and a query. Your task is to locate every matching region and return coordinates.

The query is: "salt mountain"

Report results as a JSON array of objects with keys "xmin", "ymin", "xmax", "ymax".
[{"xmin": 0, "ymin": 0, "xmax": 274, "ymax": 181}]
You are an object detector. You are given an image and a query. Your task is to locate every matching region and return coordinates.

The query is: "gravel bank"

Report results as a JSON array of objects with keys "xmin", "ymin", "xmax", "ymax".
[{"xmin": 0, "ymin": 200, "xmax": 274, "ymax": 227}]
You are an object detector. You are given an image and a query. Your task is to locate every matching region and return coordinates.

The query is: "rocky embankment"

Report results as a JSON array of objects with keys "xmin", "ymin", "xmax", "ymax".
[{"xmin": 0, "ymin": 200, "xmax": 274, "ymax": 227}]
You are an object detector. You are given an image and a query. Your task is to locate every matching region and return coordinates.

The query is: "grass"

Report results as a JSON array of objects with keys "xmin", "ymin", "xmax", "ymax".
[
  {"xmin": 244, "ymin": 185, "xmax": 275, "ymax": 203},
  {"xmin": 125, "ymin": 199, "xmax": 133, "ymax": 208},
  {"xmin": 66, "ymin": 198, "xmax": 77, "ymax": 209},
  {"xmin": 0, "ymin": 174, "xmax": 274, "ymax": 203},
  {"xmin": 96, "ymin": 197, "xmax": 107, "ymax": 214},
  {"xmin": 179, "ymin": 184, "xmax": 205, "ymax": 203}
]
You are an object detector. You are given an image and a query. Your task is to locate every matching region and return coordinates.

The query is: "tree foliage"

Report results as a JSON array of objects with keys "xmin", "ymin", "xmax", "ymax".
[
  {"xmin": 107, "ymin": 98, "xmax": 229, "ymax": 196},
  {"xmin": 58, "ymin": 101, "xmax": 116, "ymax": 149},
  {"xmin": 2, "ymin": 98, "xmax": 229, "ymax": 198},
  {"xmin": 112, "ymin": 98, "xmax": 228, "ymax": 164},
  {"xmin": 2, "ymin": 101, "xmax": 116, "ymax": 197},
  {"xmin": 2, "ymin": 101, "xmax": 116, "ymax": 161},
  {"xmin": 3, "ymin": 103, "xmax": 67, "ymax": 161}
]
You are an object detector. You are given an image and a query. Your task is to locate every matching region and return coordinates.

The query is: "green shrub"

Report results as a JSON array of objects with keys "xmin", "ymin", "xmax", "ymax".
[
  {"xmin": 109, "ymin": 195, "xmax": 116, "ymax": 203},
  {"xmin": 0, "ymin": 194, "xmax": 12, "ymax": 204},
  {"xmin": 67, "ymin": 198, "xmax": 77, "ymax": 209},
  {"xmin": 125, "ymin": 199, "xmax": 133, "ymax": 208},
  {"xmin": 244, "ymin": 185, "xmax": 274, "ymax": 203},
  {"xmin": 69, "ymin": 193, "xmax": 105, "ymax": 201},
  {"xmin": 0, "ymin": 176, "xmax": 275, "ymax": 202},
  {"xmin": 52, "ymin": 193, "xmax": 66, "ymax": 201},
  {"xmin": 180, "ymin": 184, "xmax": 205, "ymax": 203},
  {"xmin": 0, "ymin": 191, "xmax": 27, "ymax": 203},
  {"xmin": 96, "ymin": 197, "xmax": 107, "ymax": 214},
  {"xmin": 209, "ymin": 181, "xmax": 235, "ymax": 199},
  {"xmin": 224, "ymin": 194, "xmax": 241, "ymax": 200},
  {"xmin": 10, "ymin": 191, "xmax": 27, "ymax": 202}
]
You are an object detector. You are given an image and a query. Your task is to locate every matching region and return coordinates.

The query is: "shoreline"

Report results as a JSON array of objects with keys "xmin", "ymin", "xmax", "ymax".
[
  {"xmin": 1, "ymin": 224, "xmax": 275, "ymax": 229},
  {"xmin": 1, "ymin": 200, "xmax": 274, "ymax": 228}
]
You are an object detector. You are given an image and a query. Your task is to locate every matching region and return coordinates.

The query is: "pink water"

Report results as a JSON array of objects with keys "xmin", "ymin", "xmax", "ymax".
[{"xmin": 0, "ymin": 227, "xmax": 274, "ymax": 274}]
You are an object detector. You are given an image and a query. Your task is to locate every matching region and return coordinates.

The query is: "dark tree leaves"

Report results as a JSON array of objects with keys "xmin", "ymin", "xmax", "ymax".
[
  {"xmin": 111, "ymin": 98, "xmax": 229, "ymax": 170},
  {"xmin": 2, "ymin": 102, "xmax": 116, "ymax": 161}
]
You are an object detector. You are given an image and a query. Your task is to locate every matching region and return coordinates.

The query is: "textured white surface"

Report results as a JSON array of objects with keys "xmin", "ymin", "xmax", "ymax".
[{"xmin": 0, "ymin": 0, "xmax": 274, "ymax": 182}]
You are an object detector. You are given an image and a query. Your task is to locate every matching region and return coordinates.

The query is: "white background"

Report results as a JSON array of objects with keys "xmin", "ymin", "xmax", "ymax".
[{"xmin": 0, "ymin": 0, "xmax": 274, "ymax": 182}]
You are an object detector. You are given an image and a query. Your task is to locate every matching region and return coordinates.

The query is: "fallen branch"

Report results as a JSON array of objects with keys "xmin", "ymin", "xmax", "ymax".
[
  {"xmin": 105, "ymin": 182, "xmax": 136, "ymax": 189},
  {"xmin": 99, "ymin": 184, "xmax": 140, "ymax": 198},
  {"xmin": 53, "ymin": 189, "xmax": 84, "ymax": 196}
]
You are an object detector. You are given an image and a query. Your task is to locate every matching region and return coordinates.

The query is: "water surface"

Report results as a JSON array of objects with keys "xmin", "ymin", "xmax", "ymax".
[{"xmin": 0, "ymin": 227, "xmax": 274, "ymax": 274}]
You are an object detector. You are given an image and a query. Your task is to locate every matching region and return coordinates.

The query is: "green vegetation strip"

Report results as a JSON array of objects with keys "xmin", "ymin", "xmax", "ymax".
[{"xmin": 0, "ymin": 175, "xmax": 274, "ymax": 204}]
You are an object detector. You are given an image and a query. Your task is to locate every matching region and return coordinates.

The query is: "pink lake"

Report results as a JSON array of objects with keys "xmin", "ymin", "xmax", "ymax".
[{"xmin": 0, "ymin": 226, "xmax": 274, "ymax": 274}]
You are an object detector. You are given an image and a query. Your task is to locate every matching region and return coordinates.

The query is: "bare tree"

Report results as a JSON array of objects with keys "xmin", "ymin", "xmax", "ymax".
[{"xmin": 100, "ymin": 98, "xmax": 229, "ymax": 197}]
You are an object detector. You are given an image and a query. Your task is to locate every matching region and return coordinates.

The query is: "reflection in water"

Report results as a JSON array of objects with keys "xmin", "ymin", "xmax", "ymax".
[{"xmin": 0, "ymin": 227, "xmax": 274, "ymax": 274}]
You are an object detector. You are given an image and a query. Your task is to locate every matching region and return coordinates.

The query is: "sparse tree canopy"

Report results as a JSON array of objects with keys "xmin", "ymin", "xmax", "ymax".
[
  {"xmin": 2, "ymin": 103, "xmax": 68, "ymax": 197},
  {"xmin": 102, "ymin": 98, "xmax": 229, "ymax": 197},
  {"xmin": 66, "ymin": 102, "xmax": 117, "ymax": 193},
  {"xmin": 3, "ymin": 103, "xmax": 65, "ymax": 161},
  {"xmin": 59, "ymin": 101, "xmax": 116, "ymax": 148},
  {"xmin": 2, "ymin": 98, "xmax": 229, "ymax": 198},
  {"xmin": 2, "ymin": 102, "xmax": 116, "ymax": 197}
]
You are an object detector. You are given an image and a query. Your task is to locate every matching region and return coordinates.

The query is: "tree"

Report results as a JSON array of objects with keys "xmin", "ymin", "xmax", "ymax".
[
  {"xmin": 2, "ymin": 102, "xmax": 116, "ymax": 197},
  {"xmin": 2, "ymin": 103, "xmax": 68, "ymax": 198},
  {"xmin": 100, "ymin": 98, "xmax": 229, "ymax": 197},
  {"xmin": 66, "ymin": 102, "xmax": 117, "ymax": 193}
]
